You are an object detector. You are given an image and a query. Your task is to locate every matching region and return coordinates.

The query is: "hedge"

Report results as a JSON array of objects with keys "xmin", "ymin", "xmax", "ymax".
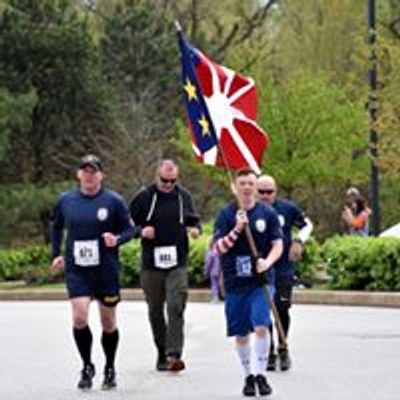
[
  {"xmin": 0, "ymin": 245, "xmax": 61, "ymax": 284},
  {"xmin": 0, "ymin": 232, "xmax": 321, "ymax": 287},
  {"xmin": 323, "ymin": 236, "xmax": 400, "ymax": 291},
  {"xmin": 6, "ymin": 234, "xmax": 400, "ymax": 291}
]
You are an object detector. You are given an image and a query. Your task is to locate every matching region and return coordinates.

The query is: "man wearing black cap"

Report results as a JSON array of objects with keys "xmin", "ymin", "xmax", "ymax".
[{"xmin": 51, "ymin": 154, "xmax": 135, "ymax": 390}]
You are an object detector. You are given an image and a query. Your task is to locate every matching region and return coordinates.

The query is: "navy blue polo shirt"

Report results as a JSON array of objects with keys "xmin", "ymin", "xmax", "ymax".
[
  {"xmin": 214, "ymin": 202, "xmax": 282, "ymax": 294},
  {"xmin": 51, "ymin": 187, "xmax": 135, "ymax": 273},
  {"xmin": 271, "ymin": 199, "xmax": 307, "ymax": 277}
]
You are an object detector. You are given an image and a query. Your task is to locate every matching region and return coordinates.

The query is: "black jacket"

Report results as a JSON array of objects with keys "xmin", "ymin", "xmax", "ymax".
[{"xmin": 129, "ymin": 184, "xmax": 200, "ymax": 269}]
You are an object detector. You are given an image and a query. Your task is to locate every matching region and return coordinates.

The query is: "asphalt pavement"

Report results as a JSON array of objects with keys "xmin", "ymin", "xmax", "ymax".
[{"xmin": 1, "ymin": 301, "xmax": 399, "ymax": 400}]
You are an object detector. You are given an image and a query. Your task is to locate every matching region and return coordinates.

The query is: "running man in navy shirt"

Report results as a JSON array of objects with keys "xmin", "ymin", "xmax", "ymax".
[
  {"xmin": 257, "ymin": 175, "xmax": 313, "ymax": 371},
  {"xmin": 214, "ymin": 169, "xmax": 283, "ymax": 397},
  {"xmin": 51, "ymin": 155, "xmax": 135, "ymax": 390}
]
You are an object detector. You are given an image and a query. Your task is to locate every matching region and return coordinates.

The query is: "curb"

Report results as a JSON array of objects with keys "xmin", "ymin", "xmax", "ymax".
[
  {"xmin": 0, "ymin": 288, "xmax": 400, "ymax": 308},
  {"xmin": 292, "ymin": 289, "xmax": 400, "ymax": 308}
]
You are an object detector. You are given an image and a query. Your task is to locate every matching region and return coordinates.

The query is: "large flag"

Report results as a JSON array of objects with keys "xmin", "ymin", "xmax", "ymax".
[{"xmin": 178, "ymin": 28, "xmax": 268, "ymax": 174}]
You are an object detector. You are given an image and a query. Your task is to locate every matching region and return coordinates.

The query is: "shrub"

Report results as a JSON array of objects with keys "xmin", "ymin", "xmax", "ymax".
[
  {"xmin": 0, "ymin": 182, "xmax": 73, "ymax": 248},
  {"xmin": 0, "ymin": 227, "xmax": 325, "ymax": 288},
  {"xmin": 120, "ymin": 241, "xmax": 141, "ymax": 287},
  {"xmin": 323, "ymin": 236, "xmax": 400, "ymax": 290},
  {"xmin": 119, "ymin": 235, "xmax": 210, "ymax": 287},
  {"xmin": 297, "ymin": 238, "xmax": 325, "ymax": 283},
  {"xmin": 0, "ymin": 245, "xmax": 63, "ymax": 284}
]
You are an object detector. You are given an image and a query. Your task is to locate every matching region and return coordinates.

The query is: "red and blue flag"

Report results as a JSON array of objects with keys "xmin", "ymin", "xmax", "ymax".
[{"xmin": 178, "ymin": 29, "xmax": 268, "ymax": 174}]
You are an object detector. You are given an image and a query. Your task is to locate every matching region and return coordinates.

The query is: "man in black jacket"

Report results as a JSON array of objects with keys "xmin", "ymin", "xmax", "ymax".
[{"xmin": 129, "ymin": 159, "xmax": 201, "ymax": 372}]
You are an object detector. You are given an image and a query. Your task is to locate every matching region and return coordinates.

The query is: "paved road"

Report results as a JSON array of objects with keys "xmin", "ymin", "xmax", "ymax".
[{"xmin": 1, "ymin": 301, "xmax": 399, "ymax": 400}]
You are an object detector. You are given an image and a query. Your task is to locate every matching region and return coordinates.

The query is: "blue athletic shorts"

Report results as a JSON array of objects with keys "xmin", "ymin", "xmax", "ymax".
[
  {"xmin": 225, "ymin": 287, "xmax": 271, "ymax": 337},
  {"xmin": 65, "ymin": 266, "xmax": 121, "ymax": 307}
]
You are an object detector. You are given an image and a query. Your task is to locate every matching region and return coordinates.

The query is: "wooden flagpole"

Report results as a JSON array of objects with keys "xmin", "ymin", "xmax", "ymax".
[{"xmin": 176, "ymin": 21, "xmax": 287, "ymax": 348}]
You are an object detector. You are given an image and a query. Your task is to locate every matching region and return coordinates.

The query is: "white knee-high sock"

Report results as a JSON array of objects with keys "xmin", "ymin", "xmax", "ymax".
[
  {"xmin": 254, "ymin": 335, "xmax": 269, "ymax": 375},
  {"xmin": 236, "ymin": 342, "xmax": 252, "ymax": 377}
]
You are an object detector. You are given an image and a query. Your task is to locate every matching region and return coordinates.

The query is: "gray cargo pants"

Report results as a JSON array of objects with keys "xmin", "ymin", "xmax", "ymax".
[{"xmin": 140, "ymin": 267, "xmax": 188, "ymax": 357}]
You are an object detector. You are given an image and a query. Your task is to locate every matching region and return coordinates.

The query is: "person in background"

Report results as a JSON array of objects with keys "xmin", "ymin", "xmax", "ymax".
[
  {"xmin": 257, "ymin": 175, "xmax": 313, "ymax": 372},
  {"xmin": 51, "ymin": 154, "xmax": 135, "ymax": 391},
  {"xmin": 342, "ymin": 187, "xmax": 371, "ymax": 236},
  {"xmin": 204, "ymin": 240, "xmax": 223, "ymax": 303}
]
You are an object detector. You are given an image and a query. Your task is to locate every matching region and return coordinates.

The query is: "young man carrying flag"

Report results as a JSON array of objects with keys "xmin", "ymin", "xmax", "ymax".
[
  {"xmin": 214, "ymin": 168, "xmax": 283, "ymax": 396},
  {"xmin": 177, "ymin": 25, "xmax": 282, "ymax": 396}
]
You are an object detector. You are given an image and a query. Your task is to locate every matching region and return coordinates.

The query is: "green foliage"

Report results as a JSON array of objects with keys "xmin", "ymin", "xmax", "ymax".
[
  {"xmin": 254, "ymin": 72, "xmax": 370, "ymax": 238},
  {"xmin": 0, "ymin": 0, "xmax": 111, "ymax": 183},
  {"xmin": 100, "ymin": 0, "xmax": 178, "ymax": 98},
  {"xmin": 260, "ymin": 72, "xmax": 368, "ymax": 188},
  {"xmin": 324, "ymin": 236, "xmax": 400, "ymax": 291},
  {"xmin": 2, "ymin": 235, "xmax": 400, "ymax": 292},
  {"xmin": 297, "ymin": 238, "xmax": 325, "ymax": 283},
  {"xmin": 173, "ymin": 119, "xmax": 233, "ymax": 222},
  {"xmin": 0, "ymin": 225, "xmax": 324, "ymax": 289},
  {"xmin": 119, "ymin": 240, "xmax": 141, "ymax": 287},
  {"xmin": 0, "ymin": 87, "xmax": 37, "ymax": 162},
  {"xmin": 187, "ymin": 234, "xmax": 210, "ymax": 287},
  {"xmin": 119, "ymin": 231, "xmax": 211, "ymax": 287},
  {"xmin": 0, "ymin": 245, "xmax": 62, "ymax": 284},
  {"xmin": 87, "ymin": 0, "xmax": 182, "ymax": 196},
  {"xmin": 0, "ymin": 181, "xmax": 73, "ymax": 247},
  {"xmin": 0, "ymin": 0, "xmax": 399, "ymax": 246}
]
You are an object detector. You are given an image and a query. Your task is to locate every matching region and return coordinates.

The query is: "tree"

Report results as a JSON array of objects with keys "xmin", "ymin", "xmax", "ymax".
[
  {"xmin": 0, "ymin": 0, "xmax": 111, "ymax": 183},
  {"xmin": 96, "ymin": 0, "xmax": 181, "ymax": 193},
  {"xmin": 257, "ymin": 72, "xmax": 368, "ymax": 236},
  {"xmin": 0, "ymin": 88, "xmax": 36, "ymax": 162}
]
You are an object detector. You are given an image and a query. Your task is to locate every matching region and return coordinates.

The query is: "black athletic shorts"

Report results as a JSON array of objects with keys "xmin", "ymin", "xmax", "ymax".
[
  {"xmin": 274, "ymin": 275, "xmax": 294, "ymax": 308},
  {"xmin": 65, "ymin": 266, "xmax": 121, "ymax": 307}
]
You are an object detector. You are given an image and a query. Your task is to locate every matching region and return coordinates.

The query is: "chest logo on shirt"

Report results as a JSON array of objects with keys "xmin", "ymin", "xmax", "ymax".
[
  {"xmin": 255, "ymin": 218, "xmax": 266, "ymax": 233},
  {"xmin": 97, "ymin": 207, "xmax": 109, "ymax": 221},
  {"xmin": 278, "ymin": 215, "xmax": 285, "ymax": 227}
]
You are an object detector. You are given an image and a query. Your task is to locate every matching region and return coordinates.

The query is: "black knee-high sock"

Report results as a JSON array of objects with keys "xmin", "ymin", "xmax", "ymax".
[
  {"xmin": 73, "ymin": 326, "xmax": 93, "ymax": 367},
  {"xmin": 268, "ymin": 324, "xmax": 275, "ymax": 353},
  {"xmin": 281, "ymin": 309, "xmax": 290, "ymax": 338},
  {"xmin": 278, "ymin": 307, "xmax": 290, "ymax": 348},
  {"xmin": 101, "ymin": 329, "xmax": 119, "ymax": 369}
]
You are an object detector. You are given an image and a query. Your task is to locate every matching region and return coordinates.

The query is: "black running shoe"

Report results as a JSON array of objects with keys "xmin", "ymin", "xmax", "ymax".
[
  {"xmin": 279, "ymin": 348, "xmax": 292, "ymax": 371},
  {"xmin": 242, "ymin": 374, "xmax": 256, "ymax": 397},
  {"xmin": 78, "ymin": 363, "xmax": 95, "ymax": 390},
  {"xmin": 267, "ymin": 352, "xmax": 277, "ymax": 371},
  {"xmin": 255, "ymin": 374, "xmax": 273, "ymax": 396},
  {"xmin": 102, "ymin": 367, "xmax": 116, "ymax": 390},
  {"xmin": 156, "ymin": 353, "xmax": 168, "ymax": 371}
]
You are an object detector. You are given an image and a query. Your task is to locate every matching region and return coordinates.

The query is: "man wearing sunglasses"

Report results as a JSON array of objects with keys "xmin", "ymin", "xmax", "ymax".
[
  {"xmin": 257, "ymin": 175, "xmax": 313, "ymax": 372},
  {"xmin": 129, "ymin": 159, "xmax": 201, "ymax": 372}
]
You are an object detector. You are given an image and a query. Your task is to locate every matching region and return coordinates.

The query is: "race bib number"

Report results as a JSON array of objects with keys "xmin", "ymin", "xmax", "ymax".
[
  {"xmin": 235, "ymin": 256, "xmax": 253, "ymax": 278},
  {"xmin": 154, "ymin": 246, "xmax": 178, "ymax": 269},
  {"xmin": 73, "ymin": 240, "xmax": 100, "ymax": 267}
]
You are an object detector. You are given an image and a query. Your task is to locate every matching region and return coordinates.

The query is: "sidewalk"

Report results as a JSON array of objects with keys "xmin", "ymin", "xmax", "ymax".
[{"xmin": 0, "ymin": 287, "xmax": 400, "ymax": 307}]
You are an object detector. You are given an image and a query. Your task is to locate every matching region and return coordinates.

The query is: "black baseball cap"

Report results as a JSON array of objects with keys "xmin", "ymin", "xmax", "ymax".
[{"xmin": 78, "ymin": 154, "xmax": 103, "ymax": 171}]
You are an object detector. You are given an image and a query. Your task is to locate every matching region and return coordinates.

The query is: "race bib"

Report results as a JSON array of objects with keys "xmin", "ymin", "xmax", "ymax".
[
  {"xmin": 235, "ymin": 256, "xmax": 253, "ymax": 278},
  {"xmin": 73, "ymin": 240, "xmax": 100, "ymax": 267},
  {"xmin": 154, "ymin": 246, "xmax": 178, "ymax": 269}
]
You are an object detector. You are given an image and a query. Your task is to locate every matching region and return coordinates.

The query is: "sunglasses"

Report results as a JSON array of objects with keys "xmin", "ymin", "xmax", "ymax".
[
  {"xmin": 258, "ymin": 189, "xmax": 275, "ymax": 195},
  {"xmin": 159, "ymin": 176, "xmax": 177, "ymax": 185}
]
